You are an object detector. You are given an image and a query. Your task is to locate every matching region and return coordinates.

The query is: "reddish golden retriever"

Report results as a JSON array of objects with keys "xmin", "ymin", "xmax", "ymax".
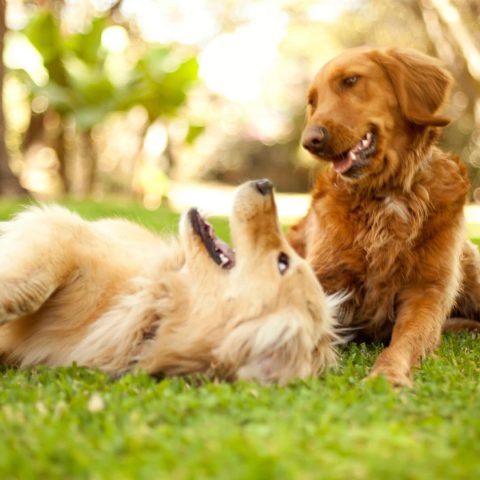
[{"xmin": 288, "ymin": 47, "xmax": 480, "ymax": 387}]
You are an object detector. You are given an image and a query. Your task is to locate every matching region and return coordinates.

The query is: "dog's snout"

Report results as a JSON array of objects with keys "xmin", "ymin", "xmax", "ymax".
[
  {"xmin": 255, "ymin": 179, "xmax": 273, "ymax": 196},
  {"xmin": 302, "ymin": 126, "xmax": 329, "ymax": 153}
]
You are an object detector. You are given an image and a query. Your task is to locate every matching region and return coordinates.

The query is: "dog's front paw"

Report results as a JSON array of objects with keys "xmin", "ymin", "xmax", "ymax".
[
  {"xmin": 367, "ymin": 365, "xmax": 413, "ymax": 388},
  {"xmin": 366, "ymin": 348, "xmax": 413, "ymax": 388}
]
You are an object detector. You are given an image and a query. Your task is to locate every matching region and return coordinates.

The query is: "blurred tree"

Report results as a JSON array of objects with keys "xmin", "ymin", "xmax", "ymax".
[
  {"xmin": 416, "ymin": 0, "xmax": 480, "ymax": 195},
  {"xmin": 0, "ymin": 0, "xmax": 24, "ymax": 195},
  {"xmin": 13, "ymin": 4, "xmax": 198, "ymax": 195},
  {"xmin": 4, "ymin": 0, "xmax": 478, "ymax": 197},
  {"xmin": 19, "ymin": 11, "xmax": 127, "ymax": 194},
  {"xmin": 121, "ymin": 46, "xmax": 199, "ymax": 175}
]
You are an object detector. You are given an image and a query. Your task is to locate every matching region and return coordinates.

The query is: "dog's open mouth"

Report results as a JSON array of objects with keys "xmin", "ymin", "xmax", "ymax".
[
  {"xmin": 188, "ymin": 208, "xmax": 235, "ymax": 269},
  {"xmin": 332, "ymin": 129, "xmax": 377, "ymax": 175}
]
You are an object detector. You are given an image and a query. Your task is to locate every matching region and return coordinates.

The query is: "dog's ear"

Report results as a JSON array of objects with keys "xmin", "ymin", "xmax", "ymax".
[
  {"xmin": 215, "ymin": 309, "xmax": 313, "ymax": 384},
  {"xmin": 370, "ymin": 48, "xmax": 453, "ymax": 127}
]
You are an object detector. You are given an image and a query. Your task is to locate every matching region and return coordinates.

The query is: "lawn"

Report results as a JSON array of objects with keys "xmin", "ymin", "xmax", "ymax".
[{"xmin": 1, "ymin": 199, "xmax": 480, "ymax": 480}]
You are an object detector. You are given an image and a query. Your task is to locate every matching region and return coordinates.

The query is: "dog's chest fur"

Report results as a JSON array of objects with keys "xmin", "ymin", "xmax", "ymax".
[
  {"xmin": 290, "ymin": 150, "xmax": 470, "ymax": 341},
  {"xmin": 305, "ymin": 187, "xmax": 430, "ymax": 339}
]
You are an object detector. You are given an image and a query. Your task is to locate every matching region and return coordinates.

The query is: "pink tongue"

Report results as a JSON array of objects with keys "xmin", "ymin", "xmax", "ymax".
[
  {"xmin": 215, "ymin": 238, "xmax": 235, "ymax": 262},
  {"xmin": 333, "ymin": 155, "xmax": 353, "ymax": 174}
]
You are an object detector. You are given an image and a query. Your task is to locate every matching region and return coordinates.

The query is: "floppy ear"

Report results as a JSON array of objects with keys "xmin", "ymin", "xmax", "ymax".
[
  {"xmin": 215, "ymin": 309, "xmax": 314, "ymax": 384},
  {"xmin": 370, "ymin": 48, "xmax": 453, "ymax": 127}
]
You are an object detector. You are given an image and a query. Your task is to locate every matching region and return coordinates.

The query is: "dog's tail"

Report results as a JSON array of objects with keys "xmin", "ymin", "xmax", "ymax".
[{"xmin": 443, "ymin": 318, "xmax": 480, "ymax": 333}]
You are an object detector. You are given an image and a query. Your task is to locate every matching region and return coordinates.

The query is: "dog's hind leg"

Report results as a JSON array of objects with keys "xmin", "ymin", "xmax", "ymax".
[
  {"xmin": 449, "ymin": 241, "xmax": 480, "ymax": 332},
  {"xmin": 0, "ymin": 206, "xmax": 79, "ymax": 324}
]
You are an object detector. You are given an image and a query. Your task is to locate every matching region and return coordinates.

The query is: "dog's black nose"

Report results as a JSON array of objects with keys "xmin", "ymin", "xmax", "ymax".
[
  {"xmin": 255, "ymin": 179, "xmax": 273, "ymax": 196},
  {"xmin": 302, "ymin": 126, "xmax": 329, "ymax": 153}
]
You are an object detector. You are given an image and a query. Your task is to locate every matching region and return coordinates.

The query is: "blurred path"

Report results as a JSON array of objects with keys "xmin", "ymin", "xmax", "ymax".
[{"xmin": 167, "ymin": 181, "xmax": 480, "ymax": 225}]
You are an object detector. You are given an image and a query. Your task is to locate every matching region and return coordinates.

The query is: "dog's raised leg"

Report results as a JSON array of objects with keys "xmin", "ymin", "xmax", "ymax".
[
  {"xmin": 0, "ymin": 273, "xmax": 59, "ymax": 325},
  {"xmin": 0, "ymin": 207, "xmax": 76, "ymax": 324}
]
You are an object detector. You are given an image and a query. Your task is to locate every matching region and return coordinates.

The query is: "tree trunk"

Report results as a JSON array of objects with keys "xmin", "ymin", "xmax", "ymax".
[
  {"xmin": 54, "ymin": 123, "xmax": 69, "ymax": 193},
  {"xmin": 429, "ymin": 0, "xmax": 480, "ymax": 81},
  {"xmin": 78, "ymin": 129, "xmax": 96, "ymax": 196},
  {"xmin": 0, "ymin": 0, "xmax": 25, "ymax": 196},
  {"xmin": 419, "ymin": 0, "xmax": 480, "ymax": 127}
]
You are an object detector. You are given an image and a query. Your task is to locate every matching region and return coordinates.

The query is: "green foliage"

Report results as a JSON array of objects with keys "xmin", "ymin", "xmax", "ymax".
[
  {"xmin": 121, "ymin": 48, "xmax": 199, "ymax": 120},
  {"xmin": 1, "ymin": 201, "xmax": 480, "ymax": 478},
  {"xmin": 14, "ymin": 10, "xmax": 199, "ymax": 130},
  {"xmin": 65, "ymin": 17, "xmax": 107, "ymax": 66},
  {"xmin": 0, "ymin": 198, "xmax": 228, "ymax": 240},
  {"xmin": 186, "ymin": 124, "xmax": 206, "ymax": 145},
  {"xmin": 23, "ymin": 10, "xmax": 63, "ymax": 64}
]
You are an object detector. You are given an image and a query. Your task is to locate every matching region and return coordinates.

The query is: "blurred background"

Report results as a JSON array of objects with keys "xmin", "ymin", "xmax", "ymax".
[{"xmin": 0, "ymin": 0, "xmax": 479, "ymax": 213}]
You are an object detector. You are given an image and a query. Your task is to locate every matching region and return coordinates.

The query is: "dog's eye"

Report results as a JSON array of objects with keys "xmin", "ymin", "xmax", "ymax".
[
  {"xmin": 278, "ymin": 252, "xmax": 290, "ymax": 275},
  {"xmin": 342, "ymin": 75, "xmax": 359, "ymax": 88}
]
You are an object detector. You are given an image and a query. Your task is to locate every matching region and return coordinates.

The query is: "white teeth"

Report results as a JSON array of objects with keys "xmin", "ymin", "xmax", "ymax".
[
  {"xmin": 219, "ymin": 253, "xmax": 228, "ymax": 265},
  {"xmin": 349, "ymin": 131, "xmax": 374, "ymax": 159},
  {"xmin": 357, "ymin": 131, "xmax": 372, "ymax": 151}
]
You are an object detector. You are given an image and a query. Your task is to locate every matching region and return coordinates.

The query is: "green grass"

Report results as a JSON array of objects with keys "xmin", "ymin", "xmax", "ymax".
[
  {"xmin": 0, "ymin": 198, "xmax": 230, "ymax": 240},
  {"xmin": 1, "ymin": 199, "xmax": 480, "ymax": 480}
]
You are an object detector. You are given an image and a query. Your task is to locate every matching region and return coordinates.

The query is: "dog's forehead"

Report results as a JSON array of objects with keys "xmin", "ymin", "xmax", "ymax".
[{"xmin": 314, "ymin": 48, "xmax": 378, "ymax": 83}]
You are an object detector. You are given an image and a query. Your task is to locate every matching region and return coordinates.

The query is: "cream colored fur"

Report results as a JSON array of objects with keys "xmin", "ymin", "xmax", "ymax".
[{"xmin": 0, "ymin": 181, "xmax": 337, "ymax": 384}]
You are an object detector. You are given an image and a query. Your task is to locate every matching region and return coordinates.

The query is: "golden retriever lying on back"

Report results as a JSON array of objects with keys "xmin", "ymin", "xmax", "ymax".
[
  {"xmin": 0, "ymin": 180, "xmax": 337, "ymax": 383},
  {"xmin": 289, "ymin": 47, "xmax": 480, "ymax": 387}
]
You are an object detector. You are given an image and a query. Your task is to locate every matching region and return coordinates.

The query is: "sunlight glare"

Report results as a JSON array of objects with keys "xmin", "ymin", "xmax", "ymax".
[
  {"xmin": 4, "ymin": 34, "xmax": 48, "ymax": 86},
  {"xmin": 199, "ymin": 13, "xmax": 288, "ymax": 103},
  {"xmin": 101, "ymin": 26, "xmax": 129, "ymax": 53},
  {"xmin": 143, "ymin": 122, "xmax": 168, "ymax": 158},
  {"xmin": 121, "ymin": 0, "xmax": 217, "ymax": 45}
]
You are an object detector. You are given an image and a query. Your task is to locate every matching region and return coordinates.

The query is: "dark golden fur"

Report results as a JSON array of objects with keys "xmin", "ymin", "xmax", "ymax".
[{"xmin": 289, "ymin": 47, "xmax": 480, "ymax": 386}]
